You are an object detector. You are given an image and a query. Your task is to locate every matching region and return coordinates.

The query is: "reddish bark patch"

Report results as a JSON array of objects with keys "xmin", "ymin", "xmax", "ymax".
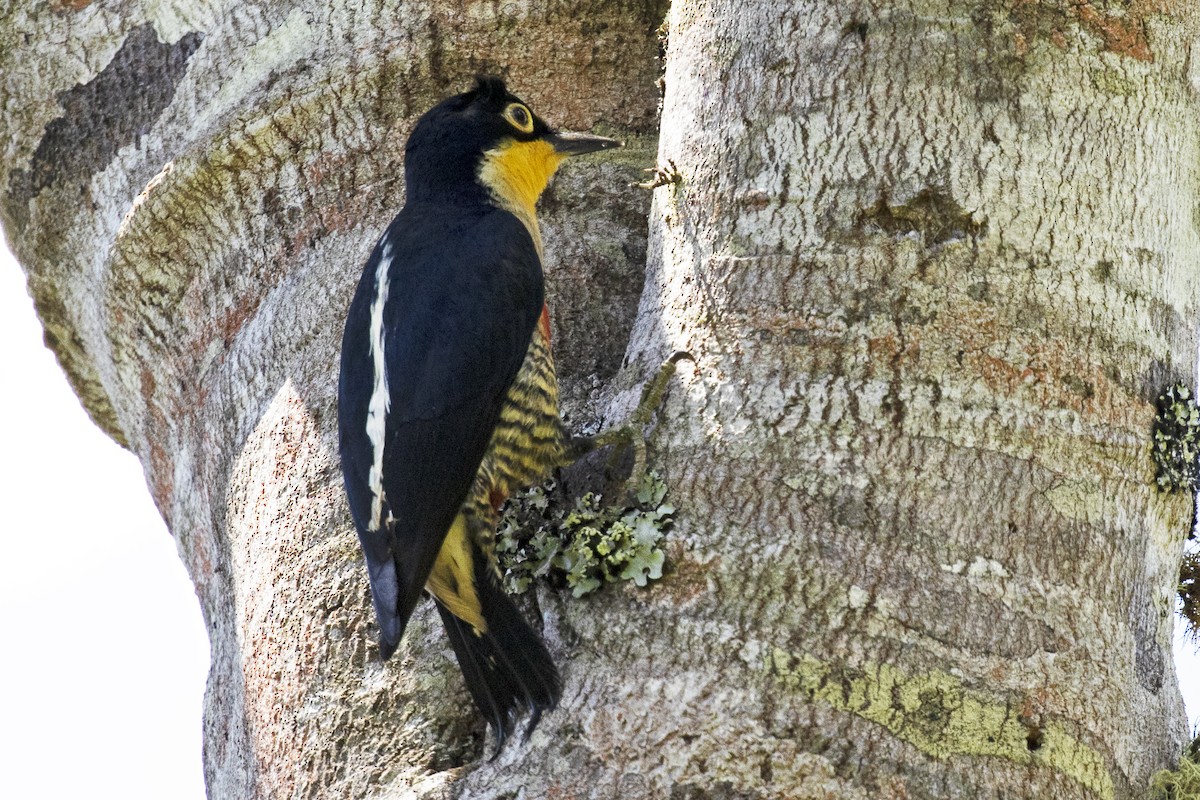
[
  {"xmin": 1076, "ymin": 2, "xmax": 1153, "ymax": 62},
  {"xmin": 213, "ymin": 290, "xmax": 265, "ymax": 349},
  {"xmin": 939, "ymin": 299, "xmax": 1140, "ymax": 430},
  {"xmin": 140, "ymin": 366, "xmax": 174, "ymax": 508},
  {"xmin": 878, "ymin": 776, "xmax": 913, "ymax": 800},
  {"xmin": 1010, "ymin": 0, "xmax": 1161, "ymax": 62},
  {"xmin": 658, "ymin": 550, "xmax": 713, "ymax": 606},
  {"xmin": 50, "ymin": 0, "xmax": 94, "ymax": 11}
]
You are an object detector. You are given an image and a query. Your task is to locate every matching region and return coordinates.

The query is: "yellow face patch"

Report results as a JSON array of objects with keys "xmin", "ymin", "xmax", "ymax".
[{"xmin": 477, "ymin": 139, "xmax": 565, "ymax": 238}]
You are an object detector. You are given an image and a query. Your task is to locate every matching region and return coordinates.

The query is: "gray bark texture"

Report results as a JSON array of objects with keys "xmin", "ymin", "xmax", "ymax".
[{"xmin": 2, "ymin": 1, "xmax": 1196, "ymax": 799}]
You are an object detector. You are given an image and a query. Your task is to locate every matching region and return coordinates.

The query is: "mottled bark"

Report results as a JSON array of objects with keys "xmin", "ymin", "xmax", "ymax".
[
  {"xmin": 2, "ymin": 0, "xmax": 1196, "ymax": 799},
  {"xmin": 613, "ymin": 1, "xmax": 1197, "ymax": 798}
]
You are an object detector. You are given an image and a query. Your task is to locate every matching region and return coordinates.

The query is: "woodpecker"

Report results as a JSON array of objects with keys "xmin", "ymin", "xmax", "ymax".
[{"xmin": 337, "ymin": 76, "xmax": 620, "ymax": 748}]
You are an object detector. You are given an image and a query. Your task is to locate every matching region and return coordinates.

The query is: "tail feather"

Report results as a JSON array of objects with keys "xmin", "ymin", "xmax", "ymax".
[
  {"xmin": 438, "ymin": 608, "xmax": 509, "ymax": 739},
  {"xmin": 434, "ymin": 562, "xmax": 561, "ymax": 752}
]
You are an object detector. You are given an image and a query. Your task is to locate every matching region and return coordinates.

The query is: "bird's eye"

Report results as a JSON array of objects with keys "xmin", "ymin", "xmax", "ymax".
[{"xmin": 503, "ymin": 103, "xmax": 534, "ymax": 134}]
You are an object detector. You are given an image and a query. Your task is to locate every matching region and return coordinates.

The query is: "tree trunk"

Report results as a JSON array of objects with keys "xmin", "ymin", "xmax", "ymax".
[
  {"xmin": 2, "ymin": 1, "xmax": 1194, "ymax": 799},
  {"xmin": 615, "ymin": 1, "xmax": 1196, "ymax": 797}
]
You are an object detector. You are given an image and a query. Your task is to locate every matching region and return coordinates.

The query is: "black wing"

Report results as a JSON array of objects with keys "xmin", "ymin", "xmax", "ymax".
[{"xmin": 338, "ymin": 204, "xmax": 542, "ymax": 656}]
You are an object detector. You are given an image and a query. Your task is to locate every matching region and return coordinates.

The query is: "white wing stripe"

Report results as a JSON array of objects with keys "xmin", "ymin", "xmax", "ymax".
[{"xmin": 366, "ymin": 243, "xmax": 392, "ymax": 531}]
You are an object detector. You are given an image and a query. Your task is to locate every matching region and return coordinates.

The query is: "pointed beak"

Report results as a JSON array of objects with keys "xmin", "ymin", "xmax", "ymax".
[{"xmin": 546, "ymin": 131, "xmax": 623, "ymax": 156}]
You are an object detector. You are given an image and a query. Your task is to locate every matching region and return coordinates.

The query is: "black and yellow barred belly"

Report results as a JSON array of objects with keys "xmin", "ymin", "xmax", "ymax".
[{"xmin": 464, "ymin": 306, "xmax": 567, "ymax": 555}]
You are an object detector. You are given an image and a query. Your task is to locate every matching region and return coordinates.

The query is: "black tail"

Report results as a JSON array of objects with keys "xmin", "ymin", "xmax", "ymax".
[{"xmin": 434, "ymin": 563, "xmax": 561, "ymax": 753}]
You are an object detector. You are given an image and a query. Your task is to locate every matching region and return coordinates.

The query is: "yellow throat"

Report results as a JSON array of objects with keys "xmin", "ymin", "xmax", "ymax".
[{"xmin": 477, "ymin": 139, "xmax": 565, "ymax": 256}]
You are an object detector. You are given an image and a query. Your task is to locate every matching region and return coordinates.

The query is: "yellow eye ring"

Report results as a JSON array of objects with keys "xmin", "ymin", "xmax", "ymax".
[{"xmin": 503, "ymin": 103, "xmax": 534, "ymax": 134}]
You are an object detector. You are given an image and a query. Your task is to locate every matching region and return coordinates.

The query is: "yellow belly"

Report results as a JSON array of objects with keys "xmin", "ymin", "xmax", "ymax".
[{"xmin": 425, "ymin": 513, "xmax": 486, "ymax": 632}]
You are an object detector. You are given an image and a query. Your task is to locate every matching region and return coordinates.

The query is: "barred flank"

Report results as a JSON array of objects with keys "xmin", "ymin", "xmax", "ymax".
[{"xmin": 474, "ymin": 326, "xmax": 568, "ymax": 519}]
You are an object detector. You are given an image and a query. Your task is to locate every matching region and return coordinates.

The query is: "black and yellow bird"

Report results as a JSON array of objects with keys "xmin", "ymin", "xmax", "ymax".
[{"xmin": 337, "ymin": 77, "xmax": 620, "ymax": 747}]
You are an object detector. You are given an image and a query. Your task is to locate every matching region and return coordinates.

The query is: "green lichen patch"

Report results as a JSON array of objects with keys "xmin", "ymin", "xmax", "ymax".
[
  {"xmin": 1151, "ymin": 752, "xmax": 1200, "ymax": 799},
  {"xmin": 766, "ymin": 647, "xmax": 1114, "ymax": 800},
  {"xmin": 1152, "ymin": 382, "xmax": 1200, "ymax": 493},
  {"xmin": 496, "ymin": 471, "xmax": 673, "ymax": 598}
]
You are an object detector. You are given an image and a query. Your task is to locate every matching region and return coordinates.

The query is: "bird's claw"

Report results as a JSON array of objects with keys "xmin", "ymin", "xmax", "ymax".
[
  {"xmin": 632, "ymin": 159, "xmax": 682, "ymax": 190},
  {"xmin": 630, "ymin": 350, "xmax": 692, "ymax": 427},
  {"xmin": 577, "ymin": 351, "xmax": 693, "ymax": 497}
]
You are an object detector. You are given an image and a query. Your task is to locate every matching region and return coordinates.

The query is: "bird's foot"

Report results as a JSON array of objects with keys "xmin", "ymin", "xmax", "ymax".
[
  {"xmin": 569, "ymin": 350, "xmax": 692, "ymax": 497},
  {"xmin": 631, "ymin": 159, "xmax": 682, "ymax": 190}
]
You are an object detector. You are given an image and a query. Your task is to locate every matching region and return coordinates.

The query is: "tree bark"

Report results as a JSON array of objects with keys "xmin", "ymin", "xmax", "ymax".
[
  {"xmin": 2, "ymin": 1, "xmax": 1195, "ymax": 799},
  {"xmin": 615, "ymin": 1, "xmax": 1197, "ymax": 798}
]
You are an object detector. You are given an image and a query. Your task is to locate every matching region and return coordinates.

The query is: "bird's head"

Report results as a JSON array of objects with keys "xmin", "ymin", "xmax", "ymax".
[{"xmin": 403, "ymin": 76, "xmax": 622, "ymax": 216}]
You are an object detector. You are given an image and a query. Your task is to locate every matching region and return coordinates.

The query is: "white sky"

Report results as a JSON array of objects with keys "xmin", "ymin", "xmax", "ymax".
[
  {"xmin": 0, "ymin": 239, "xmax": 1198, "ymax": 800},
  {"xmin": 0, "ymin": 246, "xmax": 209, "ymax": 800},
  {"xmin": 1180, "ymin": 622, "xmax": 1200, "ymax": 737}
]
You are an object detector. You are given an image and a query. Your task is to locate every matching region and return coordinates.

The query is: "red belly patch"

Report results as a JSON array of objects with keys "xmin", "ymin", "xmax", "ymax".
[
  {"xmin": 539, "ymin": 305, "xmax": 552, "ymax": 347},
  {"xmin": 489, "ymin": 487, "xmax": 509, "ymax": 513}
]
